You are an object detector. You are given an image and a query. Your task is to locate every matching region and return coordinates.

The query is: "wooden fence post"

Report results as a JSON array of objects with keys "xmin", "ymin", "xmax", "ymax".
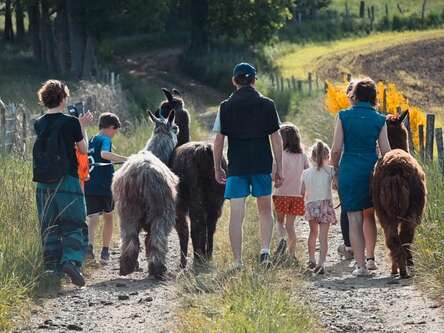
[
  {"xmin": 315, "ymin": 73, "xmax": 319, "ymax": 89},
  {"xmin": 21, "ymin": 107, "xmax": 27, "ymax": 154},
  {"xmin": 291, "ymin": 76, "xmax": 296, "ymax": 90},
  {"xmin": 419, "ymin": 124, "xmax": 425, "ymax": 161},
  {"xmin": 436, "ymin": 128, "xmax": 444, "ymax": 174},
  {"xmin": 286, "ymin": 78, "xmax": 292, "ymax": 90},
  {"xmin": 0, "ymin": 99, "xmax": 6, "ymax": 152},
  {"xmin": 308, "ymin": 72, "xmax": 313, "ymax": 96},
  {"xmin": 426, "ymin": 114, "xmax": 435, "ymax": 161},
  {"xmin": 5, "ymin": 103, "xmax": 17, "ymax": 152},
  {"xmin": 346, "ymin": 73, "xmax": 352, "ymax": 82},
  {"xmin": 280, "ymin": 77, "xmax": 284, "ymax": 92},
  {"xmin": 297, "ymin": 80, "xmax": 303, "ymax": 93},
  {"xmin": 405, "ymin": 113, "xmax": 414, "ymax": 153},
  {"xmin": 271, "ymin": 75, "xmax": 275, "ymax": 90},
  {"xmin": 111, "ymin": 72, "xmax": 116, "ymax": 92}
]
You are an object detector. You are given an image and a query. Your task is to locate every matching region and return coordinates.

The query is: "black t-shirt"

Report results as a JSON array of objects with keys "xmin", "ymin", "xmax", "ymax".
[
  {"xmin": 219, "ymin": 87, "xmax": 280, "ymax": 176},
  {"xmin": 34, "ymin": 113, "xmax": 83, "ymax": 178}
]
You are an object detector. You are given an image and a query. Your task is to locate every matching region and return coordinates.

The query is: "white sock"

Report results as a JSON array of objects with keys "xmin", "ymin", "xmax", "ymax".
[{"xmin": 260, "ymin": 248, "xmax": 270, "ymax": 255}]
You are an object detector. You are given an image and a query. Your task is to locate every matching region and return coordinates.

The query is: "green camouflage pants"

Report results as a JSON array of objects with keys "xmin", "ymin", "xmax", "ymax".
[{"xmin": 36, "ymin": 175, "xmax": 88, "ymax": 270}]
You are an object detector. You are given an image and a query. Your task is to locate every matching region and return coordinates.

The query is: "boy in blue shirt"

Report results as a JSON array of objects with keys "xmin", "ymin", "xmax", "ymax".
[{"xmin": 85, "ymin": 113, "xmax": 127, "ymax": 263}]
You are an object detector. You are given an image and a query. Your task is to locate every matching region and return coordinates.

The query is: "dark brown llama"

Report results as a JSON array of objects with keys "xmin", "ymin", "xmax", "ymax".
[
  {"xmin": 170, "ymin": 142, "xmax": 227, "ymax": 268},
  {"xmin": 156, "ymin": 88, "xmax": 190, "ymax": 147},
  {"xmin": 372, "ymin": 110, "xmax": 427, "ymax": 278},
  {"xmin": 112, "ymin": 111, "xmax": 179, "ymax": 279}
]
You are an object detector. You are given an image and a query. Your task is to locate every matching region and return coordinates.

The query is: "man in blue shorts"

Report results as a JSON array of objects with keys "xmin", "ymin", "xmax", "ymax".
[{"xmin": 213, "ymin": 63, "xmax": 283, "ymax": 268}]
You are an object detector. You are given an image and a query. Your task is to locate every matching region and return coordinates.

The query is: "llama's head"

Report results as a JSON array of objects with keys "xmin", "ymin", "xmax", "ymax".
[
  {"xmin": 145, "ymin": 110, "xmax": 179, "ymax": 163},
  {"xmin": 157, "ymin": 88, "xmax": 184, "ymax": 119},
  {"xmin": 386, "ymin": 110, "xmax": 409, "ymax": 152}
]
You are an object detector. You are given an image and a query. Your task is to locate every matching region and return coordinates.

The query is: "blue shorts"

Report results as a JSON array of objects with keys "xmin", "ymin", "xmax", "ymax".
[{"xmin": 224, "ymin": 174, "xmax": 272, "ymax": 199}]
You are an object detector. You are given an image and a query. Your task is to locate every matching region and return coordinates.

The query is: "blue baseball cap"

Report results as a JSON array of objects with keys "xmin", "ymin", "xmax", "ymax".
[{"xmin": 233, "ymin": 63, "xmax": 257, "ymax": 78}]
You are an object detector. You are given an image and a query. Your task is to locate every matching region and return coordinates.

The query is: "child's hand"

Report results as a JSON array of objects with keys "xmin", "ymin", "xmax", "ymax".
[
  {"xmin": 273, "ymin": 170, "xmax": 284, "ymax": 188},
  {"xmin": 215, "ymin": 167, "xmax": 227, "ymax": 185},
  {"xmin": 79, "ymin": 111, "xmax": 94, "ymax": 127},
  {"xmin": 332, "ymin": 175, "xmax": 338, "ymax": 191}
]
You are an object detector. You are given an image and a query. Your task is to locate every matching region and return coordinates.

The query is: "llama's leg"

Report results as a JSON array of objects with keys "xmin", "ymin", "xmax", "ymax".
[
  {"xmin": 175, "ymin": 207, "xmax": 189, "ymax": 268},
  {"xmin": 119, "ymin": 214, "xmax": 141, "ymax": 276},
  {"xmin": 189, "ymin": 207, "xmax": 207, "ymax": 265},
  {"xmin": 205, "ymin": 212, "xmax": 219, "ymax": 261},
  {"xmin": 399, "ymin": 221, "xmax": 416, "ymax": 269},
  {"xmin": 147, "ymin": 213, "xmax": 175, "ymax": 278},
  {"xmin": 383, "ymin": 223, "xmax": 407, "ymax": 277}
]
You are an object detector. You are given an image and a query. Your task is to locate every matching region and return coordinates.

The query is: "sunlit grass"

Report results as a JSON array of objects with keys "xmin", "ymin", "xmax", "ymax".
[
  {"xmin": 415, "ymin": 161, "xmax": 444, "ymax": 305},
  {"xmin": 277, "ymin": 29, "xmax": 444, "ymax": 78},
  {"xmin": 176, "ymin": 198, "xmax": 321, "ymax": 333}
]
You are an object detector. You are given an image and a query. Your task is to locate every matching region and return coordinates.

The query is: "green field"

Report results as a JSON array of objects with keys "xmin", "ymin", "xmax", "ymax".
[
  {"xmin": 276, "ymin": 28, "xmax": 444, "ymax": 78},
  {"xmin": 330, "ymin": 0, "xmax": 444, "ymax": 18}
]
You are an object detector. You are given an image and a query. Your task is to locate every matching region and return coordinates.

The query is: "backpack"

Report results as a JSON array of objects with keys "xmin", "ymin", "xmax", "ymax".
[{"xmin": 32, "ymin": 115, "xmax": 70, "ymax": 183}]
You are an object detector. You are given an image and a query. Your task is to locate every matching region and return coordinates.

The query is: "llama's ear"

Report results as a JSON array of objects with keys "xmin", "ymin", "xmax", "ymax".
[
  {"xmin": 172, "ymin": 88, "xmax": 182, "ymax": 97},
  {"xmin": 167, "ymin": 110, "xmax": 175, "ymax": 124},
  {"xmin": 147, "ymin": 110, "xmax": 159, "ymax": 123},
  {"xmin": 162, "ymin": 88, "xmax": 173, "ymax": 102},
  {"xmin": 399, "ymin": 109, "xmax": 409, "ymax": 123}
]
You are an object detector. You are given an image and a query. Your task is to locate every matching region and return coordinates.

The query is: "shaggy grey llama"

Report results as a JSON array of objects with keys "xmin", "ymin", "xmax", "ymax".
[{"xmin": 112, "ymin": 111, "xmax": 179, "ymax": 278}]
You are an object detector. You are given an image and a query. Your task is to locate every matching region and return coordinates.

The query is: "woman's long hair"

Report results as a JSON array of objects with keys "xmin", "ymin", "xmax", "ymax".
[
  {"xmin": 311, "ymin": 140, "xmax": 330, "ymax": 170},
  {"xmin": 280, "ymin": 122, "xmax": 303, "ymax": 154}
]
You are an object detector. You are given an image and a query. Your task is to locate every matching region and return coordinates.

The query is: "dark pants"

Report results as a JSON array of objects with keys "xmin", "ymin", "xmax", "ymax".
[
  {"xmin": 36, "ymin": 175, "xmax": 88, "ymax": 271},
  {"xmin": 340, "ymin": 210, "xmax": 351, "ymax": 247}
]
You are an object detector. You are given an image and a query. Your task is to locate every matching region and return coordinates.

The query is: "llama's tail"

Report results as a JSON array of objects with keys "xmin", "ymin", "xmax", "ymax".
[{"xmin": 377, "ymin": 173, "xmax": 410, "ymax": 220}]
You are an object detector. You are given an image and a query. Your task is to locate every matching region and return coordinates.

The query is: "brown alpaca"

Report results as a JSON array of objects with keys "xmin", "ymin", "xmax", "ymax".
[
  {"xmin": 372, "ymin": 110, "xmax": 427, "ymax": 278},
  {"xmin": 112, "ymin": 111, "xmax": 179, "ymax": 278},
  {"xmin": 157, "ymin": 88, "xmax": 190, "ymax": 147},
  {"xmin": 170, "ymin": 142, "xmax": 227, "ymax": 268}
]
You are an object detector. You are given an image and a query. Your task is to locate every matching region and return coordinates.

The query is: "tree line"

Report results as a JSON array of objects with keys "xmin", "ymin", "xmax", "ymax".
[{"xmin": 0, "ymin": 0, "xmax": 331, "ymax": 79}]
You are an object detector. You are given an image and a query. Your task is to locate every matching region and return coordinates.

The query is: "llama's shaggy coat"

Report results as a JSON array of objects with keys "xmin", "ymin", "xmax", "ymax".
[
  {"xmin": 112, "ymin": 111, "xmax": 179, "ymax": 278},
  {"xmin": 170, "ymin": 142, "xmax": 227, "ymax": 267},
  {"xmin": 372, "ymin": 111, "xmax": 427, "ymax": 278}
]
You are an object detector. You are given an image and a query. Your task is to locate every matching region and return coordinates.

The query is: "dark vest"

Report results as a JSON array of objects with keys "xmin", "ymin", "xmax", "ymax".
[{"xmin": 220, "ymin": 87, "xmax": 278, "ymax": 139}]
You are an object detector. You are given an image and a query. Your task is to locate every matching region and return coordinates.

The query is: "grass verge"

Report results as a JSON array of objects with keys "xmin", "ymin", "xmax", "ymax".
[
  {"xmin": 176, "ymin": 198, "xmax": 320, "ymax": 333},
  {"xmin": 414, "ymin": 161, "xmax": 444, "ymax": 305}
]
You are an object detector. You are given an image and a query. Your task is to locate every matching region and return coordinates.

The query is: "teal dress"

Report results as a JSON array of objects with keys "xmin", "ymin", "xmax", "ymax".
[{"xmin": 338, "ymin": 102, "xmax": 386, "ymax": 212}]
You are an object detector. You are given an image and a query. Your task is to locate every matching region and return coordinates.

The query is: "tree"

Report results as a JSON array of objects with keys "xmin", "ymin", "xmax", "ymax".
[
  {"xmin": 294, "ymin": 0, "xmax": 331, "ymax": 18},
  {"xmin": 3, "ymin": 0, "xmax": 14, "ymax": 40},
  {"xmin": 208, "ymin": 0, "xmax": 293, "ymax": 45},
  {"xmin": 15, "ymin": 0, "xmax": 25, "ymax": 41}
]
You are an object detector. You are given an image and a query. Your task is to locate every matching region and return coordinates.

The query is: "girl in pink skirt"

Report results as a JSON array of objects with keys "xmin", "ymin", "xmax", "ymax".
[{"xmin": 301, "ymin": 140, "xmax": 337, "ymax": 274}]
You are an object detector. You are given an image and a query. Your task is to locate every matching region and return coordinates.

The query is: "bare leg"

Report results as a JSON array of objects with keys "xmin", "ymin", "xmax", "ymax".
[
  {"xmin": 229, "ymin": 198, "xmax": 246, "ymax": 264},
  {"xmin": 363, "ymin": 208, "xmax": 377, "ymax": 259},
  {"xmin": 257, "ymin": 195, "xmax": 274, "ymax": 252},
  {"xmin": 285, "ymin": 215, "xmax": 297, "ymax": 256},
  {"xmin": 275, "ymin": 211, "xmax": 286, "ymax": 240},
  {"xmin": 308, "ymin": 219, "xmax": 318, "ymax": 264},
  {"xmin": 318, "ymin": 223, "xmax": 330, "ymax": 266},
  {"xmin": 348, "ymin": 211, "xmax": 366, "ymax": 268},
  {"xmin": 87, "ymin": 214, "xmax": 100, "ymax": 246},
  {"xmin": 102, "ymin": 212, "xmax": 113, "ymax": 248}
]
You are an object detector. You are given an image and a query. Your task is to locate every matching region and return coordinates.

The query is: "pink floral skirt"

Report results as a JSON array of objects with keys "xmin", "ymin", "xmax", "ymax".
[{"xmin": 305, "ymin": 199, "xmax": 337, "ymax": 224}]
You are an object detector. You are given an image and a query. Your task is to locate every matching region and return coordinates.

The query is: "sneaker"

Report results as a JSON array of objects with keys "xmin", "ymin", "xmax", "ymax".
[
  {"xmin": 366, "ymin": 258, "xmax": 378, "ymax": 271},
  {"xmin": 260, "ymin": 252, "xmax": 272, "ymax": 268},
  {"xmin": 62, "ymin": 261, "xmax": 85, "ymax": 287},
  {"xmin": 307, "ymin": 261, "xmax": 316, "ymax": 270},
  {"xmin": 352, "ymin": 266, "xmax": 370, "ymax": 277},
  {"xmin": 86, "ymin": 244, "xmax": 95, "ymax": 261},
  {"xmin": 100, "ymin": 247, "xmax": 110, "ymax": 263},
  {"xmin": 338, "ymin": 244, "xmax": 354, "ymax": 260},
  {"xmin": 313, "ymin": 265, "xmax": 325, "ymax": 275},
  {"xmin": 275, "ymin": 239, "xmax": 287, "ymax": 257}
]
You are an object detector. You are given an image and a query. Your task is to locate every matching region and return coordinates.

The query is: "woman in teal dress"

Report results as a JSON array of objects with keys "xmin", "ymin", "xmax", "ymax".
[{"xmin": 331, "ymin": 78, "xmax": 391, "ymax": 277}]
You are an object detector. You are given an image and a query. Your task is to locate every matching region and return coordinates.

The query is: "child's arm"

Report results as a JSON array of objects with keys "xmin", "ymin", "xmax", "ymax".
[
  {"xmin": 330, "ymin": 115, "xmax": 343, "ymax": 168},
  {"xmin": 101, "ymin": 151, "xmax": 127, "ymax": 163},
  {"xmin": 300, "ymin": 180, "xmax": 306, "ymax": 198},
  {"xmin": 270, "ymin": 131, "xmax": 283, "ymax": 188}
]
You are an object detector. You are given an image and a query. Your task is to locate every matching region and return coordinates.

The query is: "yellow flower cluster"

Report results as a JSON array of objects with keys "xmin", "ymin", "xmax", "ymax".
[{"xmin": 325, "ymin": 81, "xmax": 426, "ymax": 148}]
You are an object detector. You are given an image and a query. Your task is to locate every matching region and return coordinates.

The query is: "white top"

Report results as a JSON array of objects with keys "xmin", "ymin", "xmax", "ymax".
[
  {"xmin": 302, "ymin": 165, "xmax": 335, "ymax": 203},
  {"xmin": 273, "ymin": 152, "xmax": 308, "ymax": 197}
]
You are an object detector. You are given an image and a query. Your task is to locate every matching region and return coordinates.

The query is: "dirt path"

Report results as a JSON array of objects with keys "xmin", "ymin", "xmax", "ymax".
[
  {"xmin": 296, "ymin": 214, "xmax": 444, "ymax": 333},
  {"xmin": 20, "ymin": 233, "xmax": 181, "ymax": 333}
]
